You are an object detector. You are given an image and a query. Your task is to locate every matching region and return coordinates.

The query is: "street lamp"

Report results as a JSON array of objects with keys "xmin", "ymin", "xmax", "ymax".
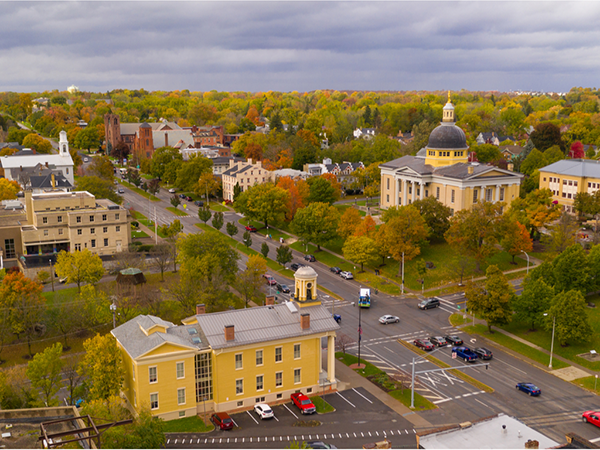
[
  {"xmin": 411, "ymin": 344, "xmax": 451, "ymax": 408},
  {"xmin": 49, "ymin": 258, "xmax": 55, "ymax": 292},
  {"xmin": 522, "ymin": 250, "xmax": 530, "ymax": 275},
  {"xmin": 543, "ymin": 313, "xmax": 556, "ymax": 369},
  {"xmin": 110, "ymin": 300, "xmax": 117, "ymax": 329}
]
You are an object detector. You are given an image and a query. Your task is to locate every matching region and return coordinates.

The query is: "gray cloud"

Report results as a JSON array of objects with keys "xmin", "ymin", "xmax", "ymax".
[{"xmin": 1, "ymin": 1, "xmax": 600, "ymax": 93}]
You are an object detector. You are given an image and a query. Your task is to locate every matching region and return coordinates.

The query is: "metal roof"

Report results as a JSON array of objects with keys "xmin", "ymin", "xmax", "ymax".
[
  {"xmin": 539, "ymin": 159, "xmax": 600, "ymax": 178},
  {"xmin": 0, "ymin": 153, "xmax": 73, "ymax": 169},
  {"xmin": 195, "ymin": 303, "xmax": 339, "ymax": 350}
]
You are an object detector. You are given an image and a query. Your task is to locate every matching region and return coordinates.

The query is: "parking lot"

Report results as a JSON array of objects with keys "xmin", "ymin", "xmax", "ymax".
[{"xmin": 166, "ymin": 387, "xmax": 418, "ymax": 448}]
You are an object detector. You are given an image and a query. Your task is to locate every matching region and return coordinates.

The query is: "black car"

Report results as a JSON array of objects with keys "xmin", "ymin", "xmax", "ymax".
[
  {"xmin": 290, "ymin": 263, "xmax": 305, "ymax": 272},
  {"xmin": 276, "ymin": 283, "xmax": 290, "ymax": 293},
  {"xmin": 418, "ymin": 298, "xmax": 440, "ymax": 310},
  {"xmin": 330, "ymin": 266, "xmax": 342, "ymax": 274},
  {"xmin": 304, "ymin": 254, "xmax": 316, "ymax": 262},
  {"xmin": 194, "ymin": 200, "xmax": 204, "ymax": 207},
  {"xmin": 179, "ymin": 194, "xmax": 186, "ymax": 199},
  {"xmin": 429, "ymin": 336, "xmax": 448, "ymax": 347},
  {"xmin": 444, "ymin": 335, "xmax": 464, "ymax": 345},
  {"xmin": 474, "ymin": 347, "xmax": 493, "ymax": 360}
]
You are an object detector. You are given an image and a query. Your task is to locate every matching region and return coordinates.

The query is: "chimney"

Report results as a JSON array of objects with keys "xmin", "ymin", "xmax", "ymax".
[
  {"xmin": 196, "ymin": 304, "xmax": 206, "ymax": 315},
  {"xmin": 265, "ymin": 296, "xmax": 275, "ymax": 306},
  {"xmin": 468, "ymin": 165, "xmax": 474, "ymax": 175},
  {"xmin": 524, "ymin": 440, "xmax": 539, "ymax": 449},
  {"xmin": 164, "ymin": 132, "xmax": 168, "ymax": 147},
  {"xmin": 224, "ymin": 325, "xmax": 235, "ymax": 341},
  {"xmin": 51, "ymin": 173, "xmax": 55, "ymax": 189},
  {"xmin": 247, "ymin": 158, "xmax": 253, "ymax": 165},
  {"xmin": 45, "ymin": 161, "xmax": 49, "ymax": 168},
  {"xmin": 300, "ymin": 313, "xmax": 310, "ymax": 330}
]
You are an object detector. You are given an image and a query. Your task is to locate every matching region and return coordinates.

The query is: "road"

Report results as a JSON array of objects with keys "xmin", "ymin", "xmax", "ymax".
[{"xmin": 118, "ymin": 182, "xmax": 600, "ymax": 445}]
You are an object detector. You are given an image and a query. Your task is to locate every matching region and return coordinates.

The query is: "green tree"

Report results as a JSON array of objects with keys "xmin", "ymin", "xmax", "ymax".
[
  {"xmin": 170, "ymin": 194, "xmax": 181, "ymax": 208},
  {"xmin": 126, "ymin": 168, "xmax": 141, "ymax": 187},
  {"xmin": 235, "ymin": 182, "xmax": 289, "ymax": 228},
  {"xmin": 411, "ymin": 196, "xmax": 452, "ymax": 241},
  {"xmin": 75, "ymin": 176, "xmax": 123, "ymax": 204},
  {"xmin": 261, "ymin": 242, "xmax": 269, "ymax": 259},
  {"xmin": 147, "ymin": 178, "xmax": 160, "ymax": 197},
  {"xmin": 150, "ymin": 146, "xmax": 182, "ymax": 182},
  {"xmin": 159, "ymin": 220, "xmax": 184, "ymax": 272},
  {"xmin": 233, "ymin": 182, "xmax": 242, "ymax": 201},
  {"xmin": 195, "ymin": 172, "xmax": 221, "ymax": 206},
  {"xmin": 211, "ymin": 211, "xmax": 224, "ymax": 230},
  {"xmin": 543, "ymin": 212, "xmax": 579, "ymax": 255},
  {"xmin": 507, "ymin": 188, "xmax": 560, "ymax": 238},
  {"xmin": 226, "ymin": 221, "xmax": 238, "ymax": 237},
  {"xmin": 466, "ymin": 265, "xmax": 514, "ymax": 333},
  {"xmin": 177, "ymin": 232, "xmax": 239, "ymax": 285},
  {"xmin": 22, "ymin": 133, "xmax": 53, "ymax": 154},
  {"xmin": 551, "ymin": 244, "xmax": 589, "ymax": 294},
  {"xmin": 471, "ymin": 143, "xmax": 503, "ymax": 163},
  {"xmin": 276, "ymin": 245, "xmax": 293, "ymax": 267},
  {"xmin": 243, "ymin": 230, "xmax": 253, "ymax": 248},
  {"xmin": 545, "ymin": 290, "xmax": 593, "ymax": 346},
  {"xmin": 236, "ymin": 254, "xmax": 267, "ymax": 308},
  {"xmin": 514, "ymin": 278, "xmax": 554, "ymax": 331},
  {"xmin": 26, "ymin": 343, "xmax": 64, "ymax": 406},
  {"xmin": 291, "ymin": 202, "xmax": 340, "ymax": 250},
  {"xmin": 73, "ymin": 126, "xmax": 100, "ymax": 153},
  {"xmin": 88, "ymin": 155, "xmax": 114, "ymax": 180},
  {"xmin": 54, "ymin": 249, "xmax": 105, "ymax": 293},
  {"xmin": 198, "ymin": 208, "xmax": 212, "ymax": 224},
  {"xmin": 342, "ymin": 235, "xmax": 378, "ymax": 272},
  {"xmin": 176, "ymin": 154, "xmax": 213, "ymax": 191},
  {"xmin": 80, "ymin": 334, "xmax": 124, "ymax": 401},
  {"xmin": 307, "ymin": 176, "xmax": 338, "ymax": 205}
]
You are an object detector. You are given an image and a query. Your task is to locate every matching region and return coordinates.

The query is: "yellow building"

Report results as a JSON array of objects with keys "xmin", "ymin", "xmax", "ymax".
[
  {"xmin": 380, "ymin": 94, "xmax": 523, "ymax": 214},
  {"xmin": 111, "ymin": 266, "xmax": 339, "ymax": 420},
  {"xmin": 538, "ymin": 159, "xmax": 600, "ymax": 213}
]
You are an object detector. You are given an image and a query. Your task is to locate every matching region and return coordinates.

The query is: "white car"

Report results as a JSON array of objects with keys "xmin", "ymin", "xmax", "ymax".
[
  {"xmin": 379, "ymin": 315, "xmax": 399, "ymax": 325},
  {"xmin": 340, "ymin": 271, "xmax": 354, "ymax": 280},
  {"xmin": 254, "ymin": 403, "xmax": 274, "ymax": 419},
  {"xmin": 83, "ymin": 157, "xmax": 89, "ymax": 163},
  {"xmin": 168, "ymin": 188, "xmax": 176, "ymax": 193}
]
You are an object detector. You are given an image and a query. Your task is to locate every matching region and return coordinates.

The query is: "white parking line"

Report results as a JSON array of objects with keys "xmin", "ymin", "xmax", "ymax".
[
  {"xmin": 433, "ymin": 398, "xmax": 453, "ymax": 404},
  {"xmin": 368, "ymin": 432, "xmax": 372, "ymax": 437},
  {"xmin": 413, "ymin": 429, "xmax": 416, "ymax": 434},
  {"xmin": 390, "ymin": 430, "xmax": 394, "ymax": 435},
  {"xmin": 273, "ymin": 414, "xmax": 279, "ymax": 422},
  {"xmin": 440, "ymin": 306, "xmax": 456, "ymax": 314},
  {"xmin": 405, "ymin": 429, "xmax": 409, "ymax": 434},
  {"xmin": 167, "ymin": 439, "xmax": 170, "ymax": 444},
  {"xmin": 336, "ymin": 391, "xmax": 356, "ymax": 407},
  {"xmin": 283, "ymin": 403, "xmax": 299, "ymax": 418},
  {"xmin": 475, "ymin": 398, "xmax": 490, "ymax": 408},
  {"xmin": 590, "ymin": 437, "xmax": 600, "ymax": 443},
  {"xmin": 246, "ymin": 410, "xmax": 259, "ymax": 424},
  {"xmin": 231, "ymin": 417, "xmax": 239, "ymax": 428},
  {"xmin": 352, "ymin": 388, "xmax": 374, "ymax": 403}
]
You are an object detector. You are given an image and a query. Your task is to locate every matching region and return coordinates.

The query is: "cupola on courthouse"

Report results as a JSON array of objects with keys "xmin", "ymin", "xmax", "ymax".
[{"xmin": 380, "ymin": 94, "xmax": 523, "ymax": 214}]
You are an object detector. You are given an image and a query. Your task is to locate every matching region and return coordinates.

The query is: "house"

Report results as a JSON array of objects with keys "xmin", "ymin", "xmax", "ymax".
[
  {"xmin": 221, "ymin": 159, "xmax": 272, "ymax": 201},
  {"xmin": 499, "ymin": 145, "xmax": 526, "ymax": 160},
  {"xmin": 269, "ymin": 168, "xmax": 311, "ymax": 182},
  {"xmin": 380, "ymin": 95, "xmax": 523, "ymax": 214},
  {"xmin": 0, "ymin": 131, "xmax": 74, "ymax": 185},
  {"xmin": 476, "ymin": 132, "xmax": 514, "ymax": 146},
  {"xmin": 212, "ymin": 156, "xmax": 246, "ymax": 176},
  {"xmin": 353, "ymin": 128, "xmax": 376, "ymax": 140},
  {"xmin": 538, "ymin": 159, "xmax": 600, "ymax": 213},
  {"xmin": 111, "ymin": 266, "xmax": 338, "ymax": 420},
  {"xmin": 20, "ymin": 164, "xmax": 73, "ymax": 193}
]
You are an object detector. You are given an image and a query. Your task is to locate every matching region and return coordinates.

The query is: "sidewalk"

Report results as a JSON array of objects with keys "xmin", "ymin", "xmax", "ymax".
[{"xmin": 334, "ymin": 357, "xmax": 434, "ymax": 430}]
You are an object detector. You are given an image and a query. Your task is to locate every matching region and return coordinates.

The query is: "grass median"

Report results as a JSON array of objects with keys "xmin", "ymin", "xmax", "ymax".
[
  {"xmin": 311, "ymin": 396, "xmax": 335, "ymax": 413},
  {"xmin": 121, "ymin": 180, "xmax": 160, "ymax": 201},
  {"xmin": 166, "ymin": 206, "xmax": 188, "ymax": 216},
  {"xmin": 163, "ymin": 415, "xmax": 214, "ymax": 433}
]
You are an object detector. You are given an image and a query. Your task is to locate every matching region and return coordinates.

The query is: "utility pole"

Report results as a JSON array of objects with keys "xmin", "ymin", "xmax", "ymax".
[
  {"xmin": 110, "ymin": 300, "xmax": 117, "ymax": 329},
  {"xmin": 49, "ymin": 258, "xmax": 55, "ymax": 292},
  {"xmin": 154, "ymin": 207, "xmax": 158, "ymax": 244}
]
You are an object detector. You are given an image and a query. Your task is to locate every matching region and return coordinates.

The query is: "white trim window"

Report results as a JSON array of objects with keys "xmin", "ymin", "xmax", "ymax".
[
  {"xmin": 149, "ymin": 366, "xmax": 157, "ymax": 384},
  {"xmin": 176, "ymin": 362, "xmax": 184, "ymax": 379},
  {"xmin": 150, "ymin": 393, "xmax": 158, "ymax": 410},
  {"xmin": 177, "ymin": 388, "xmax": 186, "ymax": 405}
]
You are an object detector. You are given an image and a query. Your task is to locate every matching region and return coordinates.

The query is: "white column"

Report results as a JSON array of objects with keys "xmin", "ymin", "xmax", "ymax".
[
  {"xmin": 481, "ymin": 185, "xmax": 486, "ymax": 202},
  {"xmin": 419, "ymin": 182, "xmax": 424, "ymax": 200},
  {"xmin": 411, "ymin": 181, "xmax": 416, "ymax": 203},
  {"xmin": 394, "ymin": 177, "xmax": 399, "ymax": 207},
  {"xmin": 495, "ymin": 184, "xmax": 501, "ymax": 202},
  {"xmin": 327, "ymin": 335, "xmax": 336, "ymax": 383},
  {"xmin": 319, "ymin": 342, "xmax": 323, "ymax": 373},
  {"xmin": 402, "ymin": 179, "xmax": 407, "ymax": 206}
]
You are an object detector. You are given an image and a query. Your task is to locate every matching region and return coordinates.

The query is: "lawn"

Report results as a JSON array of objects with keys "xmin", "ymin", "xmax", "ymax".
[
  {"xmin": 166, "ymin": 207, "xmax": 188, "ymax": 216},
  {"xmin": 209, "ymin": 203, "xmax": 231, "ymax": 212},
  {"xmin": 162, "ymin": 415, "xmax": 214, "ymax": 433},
  {"xmin": 121, "ymin": 180, "xmax": 160, "ymax": 201},
  {"xmin": 130, "ymin": 211, "xmax": 148, "ymax": 220},
  {"xmin": 573, "ymin": 375, "xmax": 600, "ymax": 395},
  {"xmin": 311, "ymin": 396, "xmax": 335, "ymax": 413},
  {"xmin": 131, "ymin": 230, "xmax": 149, "ymax": 239}
]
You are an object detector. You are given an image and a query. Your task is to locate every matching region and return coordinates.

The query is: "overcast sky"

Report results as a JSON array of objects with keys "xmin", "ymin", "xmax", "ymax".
[{"xmin": 2, "ymin": 1, "xmax": 600, "ymax": 94}]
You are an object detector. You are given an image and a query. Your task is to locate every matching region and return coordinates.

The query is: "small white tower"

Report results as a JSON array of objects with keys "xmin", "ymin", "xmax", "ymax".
[{"xmin": 59, "ymin": 130, "xmax": 69, "ymax": 157}]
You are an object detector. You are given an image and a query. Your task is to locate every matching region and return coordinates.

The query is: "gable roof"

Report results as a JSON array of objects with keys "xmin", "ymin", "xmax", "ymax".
[
  {"xmin": 29, "ymin": 171, "xmax": 72, "ymax": 190},
  {"xmin": 540, "ymin": 159, "xmax": 600, "ymax": 178}
]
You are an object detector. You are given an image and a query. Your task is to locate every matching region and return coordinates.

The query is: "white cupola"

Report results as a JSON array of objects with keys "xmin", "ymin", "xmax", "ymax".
[{"xmin": 59, "ymin": 130, "xmax": 69, "ymax": 156}]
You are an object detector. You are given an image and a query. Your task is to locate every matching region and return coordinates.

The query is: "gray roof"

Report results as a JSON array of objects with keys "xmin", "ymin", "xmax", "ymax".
[
  {"xmin": 212, "ymin": 156, "xmax": 245, "ymax": 166},
  {"xmin": 540, "ymin": 159, "xmax": 600, "ymax": 178},
  {"xmin": 427, "ymin": 122, "xmax": 468, "ymax": 150},
  {"xmin": 194, "ymin": 303, "xmax": 339, "ymax": 350},
  {"xmin": 379, "ymin": 155, "xmax": 434, "ymax": 175},
  {"xmin": 30, "ymin": 172, "xmax": 72, "ymax": 190},
  {"xmin": 153, "ymin": 130, "xmax": 194, "ymax": 149},
  {"xmin": 222, "ymin": 163, "xmax": 252, "ymax": 176},
  {"xmin": 111, "ymin": 315, "xmax": 208, "ymax": 360}
]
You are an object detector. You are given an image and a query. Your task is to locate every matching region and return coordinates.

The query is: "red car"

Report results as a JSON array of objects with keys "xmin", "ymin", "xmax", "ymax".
[
  {"xmin": 291, "ymin": 392, "xmax": 316, "ymax": 415},
  {"xmin": 263, "ymin": 274, "xmax": 277, "ymax": 285},
  {"xmin": 245, "ymin": 225, "xmax": 257, "ymax": 232},
  {"xmin": 414, "ymin": 339, "xmax": 434, "ymax": 351},
  {"xmin": 582, "ymin": 411, "xmax": 600, "ymax": 428},
  {"xmin": 211, "ymin": 412, "xmax": 233, "ymax": 430}
]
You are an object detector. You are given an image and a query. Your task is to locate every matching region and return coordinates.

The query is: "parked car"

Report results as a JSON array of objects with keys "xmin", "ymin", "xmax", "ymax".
[
  {"xmin": 474, "ymin": 347, "xmax": 493, "ymax": 360},
  {"xmin": 194, "ymin": 200, "xmax": 204, "ymax": 207},
  {"xmin": 333, "ymin": 314, "xmax": 341, "ymax": 324},
  {"xmin": 290, "ymin": 263, "xmax": 305, "ymax": 272},
  {"xmin": 304, "ymin": 254, "xmax": 316, "ymax": 262},
  {"xmin": 340, "ymin": 271, "xmax": 354, "ymax": 280},
  {"xmin": 254, "ymin": 403, "xmax": 274, "ymax": 419},
  {"xmin": 413, "ymin": 339, "xmax": 434, "ymax": 351},
  {"xmin": 276, "ymin": 283, "xmax": 290, "ymax": 293},
  {"xmin": 168, "ymin": 188, "xmax": 176, "ymax": 193},
  {"xmin": 185, "ymin": 196, "xmax": 193, "ymax": 201},
  {"xmin": 306, "ymin": 441, "xmax": 337, "ymax": 449},
  {"xmin": 330, "ymin": 266, "xmax": 341, "ymax": 274},
  {"xmin": 418, "ymin": 298, "xmax": 440, "ymax": 310},
  {"xmin": 452, "ymin": 346, "xmax": 478, "ymax": 362},
  {"xmin": 516, "ymin": 382, "xmax": 541, "ymax": 396},
  {"xmin": 263, "ymin": 274, "xmax": 276, "ymax": 285},
  {"xmin": 210, "ymin": 412, "xmax": 233, "ymax": 430},
  {"xmin": 379, "ymin": 315, "xmax": 400, "ymax": 324},
  {"xmin": 444, "ymin": 335, "xmax": 463, "ymax": 345},
  {"xmin": 245, "ymin": 225, "xmax": 257, "ymax": 232},
  {"xmin": 582, "ymin": 411, "xmax": 600, "ymax": 428},
  {"xmin": 429, "ymin": 336, "xmax": 448, "ymax": 347},
  {"xmin": 118, "ymin": 188, "xmax": 125, "ymax": 194},
  {"xmin": 83, "ymin": 157, "xmax": 89, "ymax": 163},
  {"xmin": 179, "ymin": 194, "xmax": 186, "ymax": 199},
  {"xmin": 291, "ymin": 392, "xmax": 316, "ymax": 414}
]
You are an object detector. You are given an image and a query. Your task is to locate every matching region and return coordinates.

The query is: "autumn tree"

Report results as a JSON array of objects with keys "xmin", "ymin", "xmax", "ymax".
[
  {"xmin": 514, "ymin": 278, "xmax": 554, "ymax": 331},
  {"xmin": 354, "ymin": 215, "xmax": 376, "ymax": 238},
  {"xmin": 545, "ymin": 290, "xmax": 593, "ymax": 346},
  {"xmin": 307, "ymin": 176, "xmax": 339, "ymax": 205},
  {"xmin": 195, "ymin": 172, "xmax": 221, "ymax": 206},
  {"xmin": 501, "ymin": 220, "xmax": 533, "ymax": 264},
  {"xmin": 152, "ymin": 243, "xmax": 172, "ymax": 282},
  {"xmin": 26, "ymin": 343, "xmax": 64, "ymax": 406},
  {"xmin": 507, "ymin": 188, "xmax": 560, "ymax": 238},
  {"xmin": 79, "ymin": 334, "xmax": 124, "ymax": 401},
  {"xmin": 88, "ymin": 155, "xmax": 114, "ymax": 180},
  {"xmin": 73, "ymin": 127, "xmax": 100, "ymax": 153},
  {"xmin": 543, "ymin": 212, "xmax": 579, "ymax": 255},
  {"xmin": 337, "ymin": 207, "xmax": 362, "ymax": 240},
  {"xmin": 291, "ymin": 202, "xmax": 340, "ymax": 250},
  {"xmin": 55, "ymin": 249, "xmax": 105, "ymax": 293},
  {"xmin": 0, "ymin": 178, "xmax": 20, "ymax": 201},
  {"xmin": 176, "ymin": 154, "xmax": 213, "ymax": 191},
  {"xmin": 411, "ymin": 196, "xmax": 452, "ymax": 241},
  {"xmin": 530, "ymin": 122, "xmax": 564, "ymax": 152},
  {"xmin": 22, "ymin": 133, "xmax": 53, "ymax": 153},
  {"xmin": 48, "ymin": 292, "xmax": 84, "ymax": 350},
  {"xmin": 159, "ymin": 219, "xmax": 184, "ymax": 272},
  {"xmin": 235, "ymin": 182, "xmax": 289, "ymax": 228},
  {"xmin": 276, "ymin": 176, "xmax": 310, "ymax": 220},
  {"xmin": 110, "ymin": 141, "xmax": 130, "ymax": 165},
  {"xmin": 343, "ymin": 236, "xmax": 379, "ymax": 272},
  {"xmin": 76, "ymin": 176, "xmax": 122, "ymax": 204},
  {"xmin": 569, "ymin": 141, "xmax": 585, "ymax": 159}
]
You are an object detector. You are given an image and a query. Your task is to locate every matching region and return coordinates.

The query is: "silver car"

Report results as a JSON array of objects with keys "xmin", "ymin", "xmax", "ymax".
[
  {"xmin": 340, "ymin": 271, "xmax": 354, "ymax": 280},
  {"xmin": 379, "ymin": 315, "xmax": 399, "ymax": 324}
]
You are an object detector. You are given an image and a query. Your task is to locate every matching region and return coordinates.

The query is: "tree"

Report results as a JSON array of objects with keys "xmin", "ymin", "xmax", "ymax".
[
  {"xmin": 507, "ymin": 188, "xmax": 560, "ymax": 238},
  {"xmin": 337, "ymin": 207, "xmax": 362, "ymax": 240},
  {"xmin": 471, "ymin": 144, "xmax": 503, "ymax": 163},
  {"xmin": 530, "ymin": 122, "xmax": 564, "ymax": 152},
  {"xmin": 0, "ymin": 366, "xmax": 38, "ymax": 409},
  {"xmin": 88, "ymin": 155, "xmax": 114, "ymax": 180},
  {"xmin": 76, "ymin": 176, "xmax": 122, "ymax": 204},
  {"xmin": 276, "ymin": 176, "xmax": 310, "ymax": 220},
  {"xmin": 235, "ymin": 182, "xmax": 289, "ymax": 228},
  {"xmin": 73, "ymin": 126, "xmax": 100, "ymax": 153},
  {"xmin": 147, "ymin": 178, "xmax": 160, "ymax": 197},
  {"xmin": 411, "ymin": 196, "xmax": 452, "ymax": 241},
  {"xmin": 545, "ymin": 290, "xmax": 593, "ymax": 346},
  {"xmin": 261, "ymin": 242, "xmax": 270, "ymax": 259},
  {"xmin": 176, "ymin": 154, "xmax": 213, "ymax": 191},
  {"xmin": 233, "ymin": 182, "xmax": 242, "ymax": 201},
  {"xmin": 226, "ymin": 221, "xmax": 238, "ymax": 237},
  {"xmin": 177, "ymin": 232, "xmax": 239, "ymax": 285},
  {"xmin": 448, "ymin": 255, "xmax": 476, "ymax": 286},
  {"xmin": 291, "ymin": 202, "xmax": 340, "ymax": 250},
  {"xmin": 342, "ymin": 236, "xmax": 378, "ymax": 272},
  {"xmin": 376, "ymin": 205, "xmax": 429, "ymax": 277},
  {"xmin": 0, "ymin": 178, "xmax": 20, "ymax": 201},
  {"xmin": 543, "ymin": 212, "xmax": 579, "ymax": 255},
  {"xmin": 243, "ymin": 230, "xmax": 253, "ymax": 248},
  {"xmin": 150, "ymin": 146, "xmax": 182, "ymax": 182},
  {"xmin": 466, "ymin": 265, "xmax": 514, "ymax": 333},
  {"xmin": 55, "ymin": 249, "xmax": 105, "ymax": 293},
  {"xmin": 48, "ymin": 292, "xmax": 84, "ymax": 350},
  {"xmin": 62, "ymin": 354, "xmax": 85, "ymax": 406},
  {"xmin": 514, "ymin": 278, "xmax": 554, "ymax": 331},
  {"xmin": 159, "ymin": 220, "xmax": 184, "ymax": 272},
  {"xmin": 22, "ymin": 133, "xmax": 53, "ymax": 153},
  {"xmin": 110, "ymin": 141, "xmax": 130, "ymax": 165},
  {"xmin": 501, "ymin": 220, "xmax": 533, "ymax": 264},
  {"xmin": 152, "ymin": 243, "xmax": 172, "ymax": 282},
  {"xmin": 170, "ymin": 194, "xmax": 181, "ymax": 208},
  {"xmin": 569, "ymin": 141, "xmax": 585, "ymax": 159},
  {"xmin": 198, "ymin": 208, "xmax": 212, "ymax": 224},
  {"xmin": 307, "ymin": 176, "xmax": 338, "ymax": 205},
  {"xmin": 445, "ymin": 202, "xmax": 504, "ymax": 271},
  {"xmin": 551, "ymin": 244, "xmax": 590, "ymax": 294},
  {"xmin": 211, "ymin": 211, "xmax": 224, "ymax": 230},
  {"xmin": 276, "ymin": 245, "xmax": 293, "ymax": 267},
  {"xmin": 26, "ymin": 343, "xmax": 64, "ymax": 406},
  {"xmin": 354, "ymin": 215, "xmax": 377, "ymax": 238},
  {"xmin": 236, "ymin": 254, "xmax": 267, "ymax": 307},
  {"xmin": 79, "ymin": 334, "xmax": 124, "ymax": 401},
  {"xmin": 126, "ymin": 168, "xmax": 141, "ymax": 187},
  {"xmin": 195, "ymin": 172, "xmax": 220, "ymax": 206}
]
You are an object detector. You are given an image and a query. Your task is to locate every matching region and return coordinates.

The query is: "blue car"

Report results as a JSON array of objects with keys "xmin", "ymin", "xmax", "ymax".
[
  {"xmin": 333, "ymin": 314, "xmax": 341, "ymax": 324},
  {"xmin": 516, "ymin": 382, "xmax": 541, "ymax": 396}
]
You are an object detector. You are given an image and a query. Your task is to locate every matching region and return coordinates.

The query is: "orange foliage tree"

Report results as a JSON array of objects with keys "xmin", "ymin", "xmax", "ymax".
[
  {"xmin": 276, "ymin": 176, "xmax": 309, "ymax": 221},
  {"xmin": 354, "ymin": 215, "xmax": 377, "ymax": 238},
  {"xmin": 245, "ymin": 143, "xmax": 263, "ymax": 161}
]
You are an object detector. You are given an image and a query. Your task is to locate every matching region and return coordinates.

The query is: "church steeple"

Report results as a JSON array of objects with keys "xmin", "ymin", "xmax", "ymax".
[
  {"xmin": 442, "ymin": 92, "xmax": 455, "ymax": 123},
  {"xmin": 59, "ymin": 130, "xmax": 69, "ymax": 157}
]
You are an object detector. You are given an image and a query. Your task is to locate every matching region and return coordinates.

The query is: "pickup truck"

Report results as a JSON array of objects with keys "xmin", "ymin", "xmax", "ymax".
[
  {"xmin": 452, "ymin": 346, "xmax": 479, "ymax": 362},
  {"xmin": 290, "ymin": 392, "xmax": 316, "ymax": 414}
]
